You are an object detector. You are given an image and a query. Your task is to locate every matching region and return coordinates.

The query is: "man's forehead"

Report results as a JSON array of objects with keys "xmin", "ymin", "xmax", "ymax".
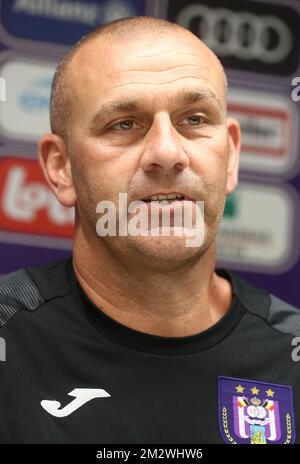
[
  {"xmin": 71, "ymin": 29, "xmax": 221, "ymax": 75},
  {"xmin": 68, "ymin": 30, "xmax": 226, "ymax": 108}
]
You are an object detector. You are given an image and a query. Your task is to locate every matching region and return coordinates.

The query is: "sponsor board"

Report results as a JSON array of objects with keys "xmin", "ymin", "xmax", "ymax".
[
  {"xmin": 0, "ymin": 54, "xmax": 56, "ymax": 143},
  {"xmin": 168, "ymin": 0, "xmax": 300, "ymax": 76},
  {"xmin": 217, "ymin": 182, "xmax": 299, "ymax": 273},
  {"xmin": 228, "ymin": 87, "xmax": 298, "ymax": 176},
  {"xmin": 0, "ymin": 0, "xmax": 147, "ymax": 49},
  {"xmin": 0, "ymin": 156, "xmax": 74, "ymax": 249}
]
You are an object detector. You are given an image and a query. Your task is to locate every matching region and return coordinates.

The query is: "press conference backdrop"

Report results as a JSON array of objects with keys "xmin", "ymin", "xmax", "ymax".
[{"xmin": 0, "ymin": 0, "xmax": 299, "ymax": 306}]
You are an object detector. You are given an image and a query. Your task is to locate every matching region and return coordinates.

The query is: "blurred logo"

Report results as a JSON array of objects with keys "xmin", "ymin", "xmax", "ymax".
[
  {"xmin": 177, "ymin": 5, "xmax": 292, "ymax": 64},
  {"xmin": 228, "ymin": 88, "xmax": 297, "ymax": 176},
  {"xmin": 0, "ymin": 0, "xmax": 144, "ymax": 46},
  {"xmin": 217, "ymin": 182, "xmax": 298, "ymax": 273},
  {"xmin": 0, "ymin": 57, "xmax": 56, "ymax": 142},
  {"xmin": 12, "ymin": 0, "xmax": 135, "ymax": 24},
  {"xmin": 169, "ymin": 0, "xmax": 300, "ymax": 75},
  {"xmin": 0, "ymin": 157, "xmax": 74, "ymax": 239},
  {"xmin": 19, "ymin": 77, "xmax": 51, "ymax": 113}
]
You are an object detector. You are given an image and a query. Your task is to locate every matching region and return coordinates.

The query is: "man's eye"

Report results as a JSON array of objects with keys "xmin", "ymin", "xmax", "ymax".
[
  {"xmin": 182, "ymin": 115, "xmax": 205, "ymax": 126},
  {"xmin": 111, "ymin": 120, "xmax": 137, "ymax": 131}
]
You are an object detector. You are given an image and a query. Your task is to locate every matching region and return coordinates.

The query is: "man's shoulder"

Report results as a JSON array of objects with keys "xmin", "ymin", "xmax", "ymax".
[
  {"xmin": 223, "ymin": 268, "xmax": 300, "ymax": 338},
  {"xmin": 0, "ymin": 256, "xmax": 76, "ymax": 329}
]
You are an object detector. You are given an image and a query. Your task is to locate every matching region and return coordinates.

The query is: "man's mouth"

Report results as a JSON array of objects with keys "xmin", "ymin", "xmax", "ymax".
[{"xmin": 141, "ymin": 192, "xmax": 194, "ymax": 204}]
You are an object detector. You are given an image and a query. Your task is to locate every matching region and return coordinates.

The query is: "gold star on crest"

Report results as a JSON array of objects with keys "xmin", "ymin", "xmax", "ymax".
[
  {"xmin": 266, "ymin": 388, "xmax": 275, "ymax": 397},
  {"xmin": 235, "ymin": 384, "xmax": 245, "ymax": 393},
  {"xmin": 251, "ymin": 386, "xmax": 259, "ymax": 395}
]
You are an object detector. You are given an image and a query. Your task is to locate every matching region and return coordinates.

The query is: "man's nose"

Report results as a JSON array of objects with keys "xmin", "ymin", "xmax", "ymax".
[{"xmin": 140, "ymin": 113, "xmax": 190, "ymax": 173}]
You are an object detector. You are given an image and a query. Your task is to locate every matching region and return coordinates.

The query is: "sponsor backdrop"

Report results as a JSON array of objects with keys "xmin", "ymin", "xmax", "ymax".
[{"xmin": 0, "ymin": 0, "xmax": 299, "ymax": 306}]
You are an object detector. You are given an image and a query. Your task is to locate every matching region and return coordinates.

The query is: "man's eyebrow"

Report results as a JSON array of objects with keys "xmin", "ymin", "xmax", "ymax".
[
  {"xmin": 91, "ymin": 89, "xmax": 223, "ymax": 124},
  {"xmin": 179, "ymin": 89, "xmax": 222, "ymax": 109}
]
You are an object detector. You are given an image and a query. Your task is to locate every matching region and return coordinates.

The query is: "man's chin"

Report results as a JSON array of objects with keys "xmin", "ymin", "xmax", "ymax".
[{"xmin": 127, "ymin": 230, "xmax": 207, "ymax": 269}]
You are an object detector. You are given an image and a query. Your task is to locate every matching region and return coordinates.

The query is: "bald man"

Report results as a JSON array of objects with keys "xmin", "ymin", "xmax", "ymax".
[{"xmin": 0, "ymin": 16, "xmax": 299, "ymax": 445}]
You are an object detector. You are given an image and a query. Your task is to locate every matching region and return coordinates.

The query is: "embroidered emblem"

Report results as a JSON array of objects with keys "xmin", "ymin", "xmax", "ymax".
[{"xmin": 218, "ymin": 376, "xmax": 295, "ymax": 444}]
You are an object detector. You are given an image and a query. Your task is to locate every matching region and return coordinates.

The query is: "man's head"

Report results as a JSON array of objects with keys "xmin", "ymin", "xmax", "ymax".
[
  {"xmin": 39, "ymin": 16, "xmax": 240, "ymax": 271},
  {"xmin": 49, "ymin": 16, "xmax": 228, "ymax": 144}
]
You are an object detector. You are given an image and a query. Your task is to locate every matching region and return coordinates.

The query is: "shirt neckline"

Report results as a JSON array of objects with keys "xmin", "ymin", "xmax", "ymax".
[{"xmin": 70, "ymin": 259, "xmax": 245, "ymax": 356}]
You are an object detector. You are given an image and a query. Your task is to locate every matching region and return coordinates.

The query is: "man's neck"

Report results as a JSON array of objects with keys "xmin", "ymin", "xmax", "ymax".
[{"xmin": 72, "ymin": 231, "xmax": 233, "ymax": 338}]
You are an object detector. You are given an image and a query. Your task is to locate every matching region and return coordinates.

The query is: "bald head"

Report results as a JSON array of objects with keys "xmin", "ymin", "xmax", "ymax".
[{"xmin": 50, "ymin": 16, "xmax": 227, "ymax": 143}]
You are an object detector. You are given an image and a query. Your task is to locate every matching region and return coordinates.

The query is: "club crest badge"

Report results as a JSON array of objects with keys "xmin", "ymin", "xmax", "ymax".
[{"xmin": 218, "ymin": 376, "xmax": 295, "ymax": 444}]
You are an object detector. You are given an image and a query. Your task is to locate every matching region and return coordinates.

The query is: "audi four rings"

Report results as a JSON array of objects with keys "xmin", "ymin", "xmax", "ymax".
[{"xmin": 176, "ymin": 5, "xmax": 292, "ymax": 63}]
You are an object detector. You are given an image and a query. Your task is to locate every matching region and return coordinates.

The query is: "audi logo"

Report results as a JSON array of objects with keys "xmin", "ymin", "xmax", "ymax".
[{"xmin": 176, "ymin": 5, "xmax": 293, "ymax": 64}]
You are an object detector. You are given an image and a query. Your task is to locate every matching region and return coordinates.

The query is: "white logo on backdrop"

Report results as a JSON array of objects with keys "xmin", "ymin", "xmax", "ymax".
[
  {"xmin": 177, "ymin": 5, "xmax": 292, "ymax": 64},
  {"xmin": 0, "ymin": 56, "xmax": 56, "ymax": 142}
]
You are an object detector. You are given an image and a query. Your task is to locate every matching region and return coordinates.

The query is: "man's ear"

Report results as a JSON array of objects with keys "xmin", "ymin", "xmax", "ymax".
[
  {"xmin": 225, "ymin": 117, "xmax": 241, "ymax": 196},
  {"xmin": 38, "ymin": 133, "xmax": 77, "ymax": 207}
]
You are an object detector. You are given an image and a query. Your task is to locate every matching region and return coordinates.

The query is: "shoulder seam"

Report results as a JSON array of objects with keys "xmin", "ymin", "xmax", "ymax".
[
  {"xmin": 267, "ymin": 294, "xmax": 300, "ymax": 338},
  {"xmin": 243, "ymin": 303, "xmax": 299, "ymax": 340},
  {"xmin": 0, "ymin": 268, "xmax": 78, "ymax": 330}
]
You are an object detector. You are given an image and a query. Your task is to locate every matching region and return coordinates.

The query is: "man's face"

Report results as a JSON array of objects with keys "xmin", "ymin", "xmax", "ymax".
[{"xmin": 66, "ymin": 31, "xmax": 240, "ymax": 269}]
